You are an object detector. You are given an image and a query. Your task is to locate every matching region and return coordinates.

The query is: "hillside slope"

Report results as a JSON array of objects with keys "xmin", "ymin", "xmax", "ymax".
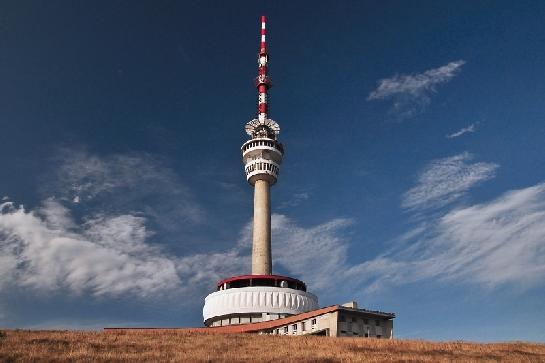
[{"xmin": 1, "ymin": 330, "xmax": 544, "ymax": 362}]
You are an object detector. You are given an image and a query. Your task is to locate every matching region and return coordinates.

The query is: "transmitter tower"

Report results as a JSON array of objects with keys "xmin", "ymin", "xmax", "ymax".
[
  {"xmin": 242, "ymin": 15, "xmax": 283, "ymax": 275},
  {"xmin": 203, "ymin": 16, "xmax": 319, "ymax": 327}
]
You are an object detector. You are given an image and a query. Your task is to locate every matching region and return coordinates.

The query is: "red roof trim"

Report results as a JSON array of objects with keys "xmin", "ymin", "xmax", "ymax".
[
  {"xmin": 104, "ymin": 306, "xmax": 339, "ymax": 334},
  {"xmin": 104, "ymin": 305, "xmax": 395, "ymax": 334},
  {"xmin": 216, "ymin": 274, "xmax": 306, "ymax": 288}
]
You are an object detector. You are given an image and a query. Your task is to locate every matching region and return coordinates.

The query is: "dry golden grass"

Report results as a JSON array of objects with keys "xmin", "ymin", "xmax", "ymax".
[{"xmin": 0, "ymin": 329, "xmax": 544, "ymax": 362}]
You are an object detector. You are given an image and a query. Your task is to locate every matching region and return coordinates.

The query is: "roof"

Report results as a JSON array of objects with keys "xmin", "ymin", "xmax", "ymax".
[
  {"xmin": 104, "ymin": 305, "xmax": 395, "ymax": 334},
  {"xmin": 216, "ymin": 274, "xmax": 306, "ymax": 288},
  {"xmin": 337, "ymin": 306, "xmax": 396, "ymax": 319}
]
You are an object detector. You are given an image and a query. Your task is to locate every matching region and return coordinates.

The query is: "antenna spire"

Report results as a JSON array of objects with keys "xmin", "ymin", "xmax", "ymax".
[{"xmin": 256, "ymin": 15, "xmax": 271, "ymax": 122}]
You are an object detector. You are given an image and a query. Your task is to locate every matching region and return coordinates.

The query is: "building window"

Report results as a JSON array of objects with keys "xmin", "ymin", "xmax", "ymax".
[
  {"xmin": 301, "ymin": 322, "xmax": 306, "ymax": 331},
  {"xmin": 292, "ymin": 324, "xmax": 298, "ymax": 334},
  {"xmin": 275, "ymin": 329, "xmax": 279, "ymax": 335},
  {"xmin": 311, "ymin": 318, "xmax": 317, "ymax": 326},
  {"xmin": 375, "ymin": 320, "xmax": 380, "ymax": 326},
  {"xmin": 284, "ymin": 326, "xmax": 288, "ymax": 334}
]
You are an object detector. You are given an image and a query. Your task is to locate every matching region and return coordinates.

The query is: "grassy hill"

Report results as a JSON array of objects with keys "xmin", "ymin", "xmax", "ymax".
[{"xmin": 1, "ymin": 329, "xmax": 544, "ymax": 362}]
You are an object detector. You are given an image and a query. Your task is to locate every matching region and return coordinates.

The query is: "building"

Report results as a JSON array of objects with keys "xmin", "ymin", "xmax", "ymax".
[
  {"xmin": 201, "ymin": 302, "xmax": 394, "ymax": 338},
  {"xmin": 202, "ymin": 16, "xmax": 395, "ymax": 337}
]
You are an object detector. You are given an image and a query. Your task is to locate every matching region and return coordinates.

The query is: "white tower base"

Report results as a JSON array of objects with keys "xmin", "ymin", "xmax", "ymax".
[{"xmin": 203, "ymin": 286, "xmax": 319, "ymax": 327}]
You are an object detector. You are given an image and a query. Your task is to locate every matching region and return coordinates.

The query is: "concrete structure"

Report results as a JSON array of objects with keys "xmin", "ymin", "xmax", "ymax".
[
  {"xmin": 262, "ymin": 303, "xmax": 394, "ymax": 338},
  {"xmin": 201, "ymin": 16, "xmax": 395, "ymax": 337},
  {"xmin": 203, "ymin": 274, "xmax": 319, "ymax": 327},
  {"xmin": 196, "ymin": 303, "xmax": 393, "ymax": 338},
  {"xmin": 203, "ymin": 280, "xmax": 319, "ymax": 327},
  {"xmin": 202, "ymin": 16, "xmax": 319, "ymax": 328}
]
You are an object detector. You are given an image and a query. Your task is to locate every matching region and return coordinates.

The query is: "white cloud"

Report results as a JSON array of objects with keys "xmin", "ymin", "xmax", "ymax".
[
  {"xmin": 368, "ymin": 60, "xmax": 465, "ymax": 119},
  {"xmin": 0, "ymin": 198, "xmax": 247, "ymax": 300},
  {"xmin": 403, "ymin": 152, "xmax": 498, "ymax": 211},
  {"xmin": 359, "ymin": 182, "xmax": 545, "ymax": 291},
  {"xmin": 446, "ymin": 123, "xmax": 477, "ymax": 139},
  {"xmin": 0, "ymin": 200, "xmax": 181, "ymax": 297}
]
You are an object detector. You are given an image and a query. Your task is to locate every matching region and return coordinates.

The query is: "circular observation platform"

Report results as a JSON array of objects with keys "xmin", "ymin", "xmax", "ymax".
[
  {"xmin": 241, "ymin": 137, "xmax": 283, "ymax": 186},
  {"xmin": 203, "ymin": 274, "xmax": 319, "ymax": 327}
]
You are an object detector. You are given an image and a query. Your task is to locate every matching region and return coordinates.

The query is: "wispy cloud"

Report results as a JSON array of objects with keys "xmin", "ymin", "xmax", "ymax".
[
  {"xmin": 237, "ymin": 214, "xmax": 353, "ymax": 291},
  {"xmin": 45, "ymin": 149, "xmax": 205, "ymax": 233},
  {"xmin": 358, "ymin": 182, "xmax": 545, "ymax": 291},
  {"xmin": 446, "ymin": 123, "xmax": 477, "ymax": 139},
  {"xmin": 278, "ymin": 192, "xmax": 310, "ymax": 209},
  {"xmin": 368, "ymin": 60, "xmax": 465, "ymax": 119},
  {"xmin": 402, "ymin": 152, "xmax": 498, "ymax": 211}
]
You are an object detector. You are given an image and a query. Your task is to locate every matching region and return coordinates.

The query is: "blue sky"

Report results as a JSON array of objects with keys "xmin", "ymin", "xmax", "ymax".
[{"xmin": 1, "ymin": 1, "xmax": 545, "ymax": 341}]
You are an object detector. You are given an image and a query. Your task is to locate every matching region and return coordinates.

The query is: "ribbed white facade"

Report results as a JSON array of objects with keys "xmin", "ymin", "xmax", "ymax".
[{"xmin": 203, "ymin": 287, "xmax": 319, "ymax": 324}]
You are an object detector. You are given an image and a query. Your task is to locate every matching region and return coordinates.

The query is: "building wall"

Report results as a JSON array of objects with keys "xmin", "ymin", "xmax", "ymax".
[
  {"xmin": 269, "ymin": 312, "xmax": 333, "ymax": 336},
  {"xmin": 337, "ymin": 311, "xmax": 393, "ymax": 338},
  {"xmin": 267, "ymin": 310, "xmax": 393, "ymax": 338},
  {"xmin": 210, "ymin": 313, "xmax": 290, "ymax": 327}
]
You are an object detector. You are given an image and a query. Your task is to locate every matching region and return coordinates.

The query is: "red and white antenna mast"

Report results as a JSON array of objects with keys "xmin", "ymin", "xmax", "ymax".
[
  {"xmin": 245, "ymin": 16, "xmax": 280, "ymax": 139},
  {"xmin": 257, "ymin": 15, "xmax": 271, "ymax": 122}
]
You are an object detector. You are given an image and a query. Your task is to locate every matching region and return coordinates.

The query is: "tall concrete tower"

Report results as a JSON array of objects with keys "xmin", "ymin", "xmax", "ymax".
[
  {"xmin": 242, "ymin": 15, "xmax": 283, "ymax": 275},
  {"xmin": 202, "ymin": 16, "xmax": 318, "ymax": 327}
]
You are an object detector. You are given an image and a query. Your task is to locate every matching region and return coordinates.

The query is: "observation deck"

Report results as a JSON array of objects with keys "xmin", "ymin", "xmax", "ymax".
[{"xmin": 241, "ymin": 137, "xmax": 283, "ymax": 185}]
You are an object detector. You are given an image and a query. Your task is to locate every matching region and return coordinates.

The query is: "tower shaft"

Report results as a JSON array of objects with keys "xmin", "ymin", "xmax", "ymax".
[{"xmin": 252, "ymin": 179, "xmax": 271, "ymax": 274}]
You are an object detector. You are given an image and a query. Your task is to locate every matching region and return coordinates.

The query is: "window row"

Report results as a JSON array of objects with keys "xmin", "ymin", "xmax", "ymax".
[
  {"xmin": 273, "ymin": 318, "xmax": 318, "ymax": 335},
  {"xmin": 242, "ymin": 140, "xmax": 282, "ymax": 153},
  {"xmin": 245, "ymin": 162, "xmax": 279, "ymax": 175},
  {"xmin": 340, "ymin": 315, "xmax": 382, "ymax": 326}
]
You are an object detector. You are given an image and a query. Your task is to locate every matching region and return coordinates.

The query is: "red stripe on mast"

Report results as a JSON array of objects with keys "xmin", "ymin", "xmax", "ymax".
[{"xmin": 257, "ymin": 15, "xmax": 270, "ymax": 120}]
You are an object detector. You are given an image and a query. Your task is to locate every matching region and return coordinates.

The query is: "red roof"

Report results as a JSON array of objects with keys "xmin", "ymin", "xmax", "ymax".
[
  {"xmin": 198, "ymin": 305, "xmax": 339, "ymax": 333},
  {"xmin": 104, "ymin": 306, "xmax": 339, "ymax": 334},
  {"xmin": 216, "ymin": 274, "xmax": 306, "ymax": 288},
  {"xmin": 104, "ymin": 305, "xmax": 395, "ymax": 334}
]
